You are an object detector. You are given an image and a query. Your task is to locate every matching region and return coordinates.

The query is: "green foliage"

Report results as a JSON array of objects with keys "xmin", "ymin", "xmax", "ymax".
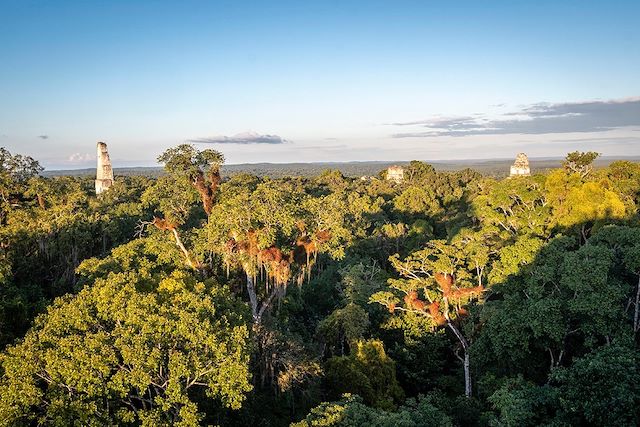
[
  {"xmin": 475, "ymin": 227, "xmax": 637, "ymax": 380},
  {"xmin": 315, "ymin": 169, "xmax": 349, "ymax": 192},
  {"xmin": 389, "ymin": 334, "xmax": 451, "ymax": 395},
  {"xmin": 317, "ymin": 304, "xmax": 370, "ymax": 356},
  {"xmin": 0, "ymin": 242, "xmax": 252, "ymax": 425},
  {"xmin": 563, "ymin": 180, "xmax": 626, "ymax": 225},
  {"xmin": 292, "ymin": 394, "xmax": 452, "ymax": 427},
  {"xmin": 606, "ymin": 160, "xmax": 640, "ymax": 206},
  {"xmin": 157, "ymin": 144, "xmax": 224, "ymax": 181},
  {"xmin": 488, "ymin": 345, "xmax": 640, "ymax": 427},
  {"xmin": 337, "ymin": 261, "xmax": 385, "ymax": 306},
  {"xmin": 0, "ymin": 174, "xmax": 150, "ymax": 348},
  {"xmin": 488, "ymin": 235, "xmax": 544, "ymax": 285},
  {"xmin": 562, "ymin": 151, "xmax": 599, "ymax": 177},
  {"xmin": 393, "ymin": 186, "xmax": 441, "ymax": 217},
  {"xmin": 372, "ymin": 238, "xmax": 486, "ymax": 325},
  {"xmin": 0, "ymin": 147, "xmax": 43, "ymax": 221},
  {"xmin": 403, "ymin": 161, "xmax": 436, "ymax": 184},
  {"xmin": 473, "ymin": 175, "xmax": 549, "ymax": 238},
  {"xmin": 325, "ymin": 340, "xmax": 404, "ymax": 410},
  {"xmin": 141, "ymin": 175, "xmax": 201, "ymax": 226},
  {"xmin": 550, "ymin": 344, "xmax": 640, "ymax": 426},
  {"xmin": 488, "ymin": 377, "xmax": 560, "ymax": 427}
]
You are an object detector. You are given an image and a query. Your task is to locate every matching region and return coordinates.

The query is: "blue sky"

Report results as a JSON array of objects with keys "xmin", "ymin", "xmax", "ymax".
[{"xmin": 1, "ymin": 1, "xmax": 639, "ymax": 169}]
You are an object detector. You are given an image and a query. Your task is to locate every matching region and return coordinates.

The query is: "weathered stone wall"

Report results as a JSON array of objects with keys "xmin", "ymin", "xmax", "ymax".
[
  {"xmin": 510, "ymin": 153, "xmax": 531, "ymax": 176},
  {"xmin": 386, "ymin": 165, "xmax": 404, "ymax": 183},
  {"xmin": 95, "ymin": 142, "xmax": 114, "ymax": 194}
]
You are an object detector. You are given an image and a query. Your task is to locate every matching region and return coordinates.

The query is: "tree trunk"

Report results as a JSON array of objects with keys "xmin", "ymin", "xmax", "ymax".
[
  {"xmin": 246, "ymin": 273, "xmax": 259, "ymax": 323},
  {"xmin": 463, "ymin": 350, "xmax": 471, "ymax": 398},
  {"xmin": 170, "ymin": 228, "xmax": 199, "ymax": 270},
  {"xmin": 151, "ymin": 218, "xmax": 200, "ymax": 270},
  {"xmin": 447, "ymin": 321, "xmax": 472, "ymax": 397},
  {"xmin": 246, "ymin": 273, "xmax": 280, "ymax": 325},
  {"xmin": 256, "ymin": 288, "xmax": 278, "ymax": 324},
  {"xmin": 634, "ymin": 275, "xmax": 640, "ymax": 333}
]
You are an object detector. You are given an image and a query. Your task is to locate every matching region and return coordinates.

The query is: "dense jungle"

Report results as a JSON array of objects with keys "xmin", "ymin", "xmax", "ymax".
[{"xmin": 1, "ymin": 145, "xmax": 640, "ymax": 426}]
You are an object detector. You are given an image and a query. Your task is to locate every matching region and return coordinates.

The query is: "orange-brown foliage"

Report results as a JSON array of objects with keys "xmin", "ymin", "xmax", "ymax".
[
  {"xmin": 435, "ymin": 272, "xmax": 454, "ymax": 295},
  {"xmin": 152, "ymin": 217, "xmax": 176, "ymax": 231},
  {"xmin": 457, "ymin": 307, "xmax": 469, "ymax": 317},
  {"xmin": 298, "ymin": 235, "xmax": 316, "ymax": 252},
  {"xmin": 449, "ymin": 286, "xmax": 484, "ymax": 300},
  {"xmin": 229, "ymin": 228, "xmax": 330, "ymax": 286},
  {"xmin": 193, "ymin": 173, "xmax": 215, "ymax": 215},
  {"xmin": 226, "ymin": 239, "xmax": 237, "ymax": 252},
  {"xmin": 246, "ymin": 230, "xmax": 259, "ymax": 257},
  {"xmin": 427, "ymin": 301, "xmax": 447, "ymax": 326},
  {"xmin": 259, "ymin": 247, "xmax": 284, "ymax": 263},
  {"xmin": 404, "ymin": 290, "xmax": 426, "ymax": 311},
  {"xmin": 315, "ymin": 230, "xmax": 331, "ymax": 243}
]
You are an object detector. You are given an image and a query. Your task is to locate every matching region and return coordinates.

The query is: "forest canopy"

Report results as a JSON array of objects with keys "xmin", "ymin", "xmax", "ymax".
[{"xmin": 1, "ymin": 146, "xmax": 640, "ymax": 426}]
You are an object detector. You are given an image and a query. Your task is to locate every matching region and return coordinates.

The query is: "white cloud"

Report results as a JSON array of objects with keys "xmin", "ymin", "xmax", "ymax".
[
  {"xmin": 187, "ymin": 131, "xmax": 288, "ymax": 145},
  {"xmin": 67, "ymin": 152, "xmax": 94, "ymax": 163}
]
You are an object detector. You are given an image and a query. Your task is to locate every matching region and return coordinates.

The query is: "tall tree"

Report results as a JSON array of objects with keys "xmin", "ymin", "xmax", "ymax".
[
  {"xmin": 562, "ymin": 151, "xmax": 599, "ymax": 178},
  {"xmin": 157, "ymin": 144, "xmax": 224, "ymax": 215},
  {"xmin": 371, "ymin": 239, "xmax": 486, "ymax": 397}
]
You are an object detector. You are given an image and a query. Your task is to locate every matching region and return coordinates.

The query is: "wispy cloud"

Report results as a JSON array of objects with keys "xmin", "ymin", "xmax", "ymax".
[
  {"xmin": 392, "ymin": 97, "xmax": 640, "ymax": 138},
  {"xmin": 188, "ymin": 131, "xmax": 288, "ymax": 145},
  {"xmin": 67, "ymin": 153, "xmax": 94, "ymax": 163},
  {"xmin": 550, "ymin": 136, "xmax": 640, "ymax": 143},
  {"xmin": 295, "ymin": 144, "xmax": 347, "ymax": 151},
  {"xmin": 38, "ymin": 135, "xmax": 49, "ymax": 139}
]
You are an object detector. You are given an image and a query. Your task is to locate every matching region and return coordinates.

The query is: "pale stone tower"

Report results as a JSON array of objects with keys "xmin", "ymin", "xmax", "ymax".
[
  {"xmin": 95, "ymin": 142, "xmax": 114, "ymax": 194},
  {"xmin": 386, "ymin": 165, "xmax": 404, "ymax": 183},
  {"xmin": 510, "ymin": 153, "xmax": 531, "ymax": 177}
]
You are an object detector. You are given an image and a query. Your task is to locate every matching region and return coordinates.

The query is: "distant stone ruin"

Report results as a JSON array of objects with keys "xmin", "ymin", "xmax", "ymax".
[
  {"xmin": 510, "ymin": 153, "xmax": 531, "ymax": 177},
  {"xmin": 386, "ymin": 165, "xmax": 404, "ymax": 183},
  {"xmin": 95, "ymin": 142, "xmax": 114, "ymax": 194}
]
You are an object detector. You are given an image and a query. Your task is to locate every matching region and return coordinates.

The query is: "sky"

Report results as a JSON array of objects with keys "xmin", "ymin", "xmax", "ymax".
[{"xmin": 0, "ymin": 0, "xmax": 639, "ymax": 169}]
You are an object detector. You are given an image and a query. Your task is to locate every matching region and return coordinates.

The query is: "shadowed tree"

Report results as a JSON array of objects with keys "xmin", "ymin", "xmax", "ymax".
[{"xmin": 324, "ymin": 339, "xmax": 404, "ymax": 410}]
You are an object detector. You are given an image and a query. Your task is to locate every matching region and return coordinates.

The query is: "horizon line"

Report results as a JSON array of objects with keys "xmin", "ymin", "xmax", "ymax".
[{"xmin": 42, "ymin": 154, "xmax": 640, "ymax": 172}]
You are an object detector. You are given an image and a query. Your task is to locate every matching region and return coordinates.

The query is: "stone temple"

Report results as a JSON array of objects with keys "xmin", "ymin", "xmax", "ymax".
[
  {"xmin": 510, "ymin": 153, "xmax": 531, "ymax": 177},
  {"xmin": 95, "ymin": 142, "xmax": 114, "ymax": 194},
  {"xmin": 386, "ymin": 165, "xmax": 404, "ymax": 183}
]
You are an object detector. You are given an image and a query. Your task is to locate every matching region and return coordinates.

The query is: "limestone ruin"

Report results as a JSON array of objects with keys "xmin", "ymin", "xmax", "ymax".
[
  {"xmin": 95, "ymin": 142, "xmax": 114, "ymax": 194},
  {"xmin": 386, "ymin": 165, "xmax": 404, "ymax": 183},
  {"xmin": 510, "ymin": 153, "xmax": 531, "ymax": 177}
]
